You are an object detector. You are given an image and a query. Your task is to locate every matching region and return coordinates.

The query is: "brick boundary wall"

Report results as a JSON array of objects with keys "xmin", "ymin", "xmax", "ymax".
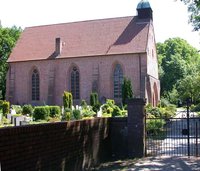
[
  {"xmin": 0, "ymin": 118, "xmax": 111, "ymax": 171},
  {"xmin": 110, "ymin": 117, "xmax": 128, "ymax": 158},
  {"xmin": 0, "ymin": 98, "xmax": 146, "ymax": 170}
]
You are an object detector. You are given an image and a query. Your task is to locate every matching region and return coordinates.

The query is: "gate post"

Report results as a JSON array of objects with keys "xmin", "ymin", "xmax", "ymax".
[{"xmin": 127, "ymin": 98, "xmax": 146, "ymax": 158}]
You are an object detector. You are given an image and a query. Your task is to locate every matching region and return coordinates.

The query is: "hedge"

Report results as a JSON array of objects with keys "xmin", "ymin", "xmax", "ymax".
[
  {"xmin": 22, "ymin": 104, "xmax": 33, "ymax": 115},
  {"xmin": 2, "ymin": 101, "xmax": 10, "ymax": 116},
  {"xmin": 33, "ymin": 106, "xmax": 50, "ymax": 121},
  {"xmin": 49, "ymin": 106, "xmax": 61, "ymax": 118}
]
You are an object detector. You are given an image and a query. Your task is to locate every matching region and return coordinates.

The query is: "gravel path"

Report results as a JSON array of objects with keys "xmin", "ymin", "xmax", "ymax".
[{"xmin": 92, "ymin": 156, "xmax": 200, "ymax": 171}]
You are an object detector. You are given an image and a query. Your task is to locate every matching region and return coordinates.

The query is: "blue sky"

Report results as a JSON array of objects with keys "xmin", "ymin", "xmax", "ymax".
[{"xmin": 0, "ymin": 0, "xmax": 199, "ymax": 49}]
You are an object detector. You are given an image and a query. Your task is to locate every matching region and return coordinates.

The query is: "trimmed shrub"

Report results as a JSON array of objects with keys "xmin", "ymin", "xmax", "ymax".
[
  {"xmin": 90, "ymin": 92, "xmax": 101, "ymax": 113},
  {"xmin": 63, "ymin": 91, "xmax": 73, "ymax": 109},
  {"xmin": 11, "ymin": 105, "xmax": 22, "ymax": 114},
  {"xmin": 90, "ymin": 92, "xmax": 98, "ymax": 106},
  {"xmin": 90, "ymin": 93, "xmax": 95, "ymax": 107},
  {"xmin": 69, "ymin": 93, "xmax": 73, "ymax": 109},
  {"xmin": 92, "ymin": 103, "xmax": 101, "ymax": 113},
  {"xmin": 62, "ymin": 112, "xmax": 71, "ymax": 121},
  {"xmin": 122, "ymin": 77, "xmax": 133, "ymax": 105},
  {"xmin": 73, "ymin": 109, "xmax": 82, "ymax": 120},
  {"xmin": 2, "ymin": 101, "xmax": 10, "ymax": 116},
  {"xmin": 22, "ymin": 104, "xmax": 33, "ymax": 115},
  {"xmin": 33, "ymin": 106, "xmax": 50, "ymax": 121},
  {"xmin": 49, "ymin": 106, "xmax": 61, "ymax": 118},
  {"xmin": 62, "ymin": 108, "xmax": 72, "ymax": 121}
]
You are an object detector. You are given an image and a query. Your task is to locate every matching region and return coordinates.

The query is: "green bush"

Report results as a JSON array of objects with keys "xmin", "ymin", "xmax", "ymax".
[
  {"xmin": 90, "ymin": 92, "xmax": 101, "ymax": 113},
  {"xmin": 63, "ymin": 112, "xmax": 71, "ymax": 121},
  {"xmin": 190, "ymin": 104, "xmax": 196, "ymax": 112},
  {"xmin": 49, "ymin": 106, "xmax": 61, "ymax": 118},
  {"xmin": 107, "ymin": 107, "xmax": 114, "ymax": 114},
  {"xmin": 146, "ymin": 114, "xmax": 156, "ymax": 119},
  {"xmin": 22, "ymin": 104, "xmax": 33, "ymax": 115},
  {"xmin": 146, "ymin": 106, "xmax": 161, "ymax": 118},
  {"xmin": 33, "ymin": 106, "xmax": 50, "ymax": 121},
  {"xmin": 90, "ymin": 92, "xmax": 99, "ymax": 106},
  {"xmin": 2, "ymin": 101, "xmax": 10, "ymax": 116},
  {"xmin": 80, "ymin": 100, "xmax": 87, "ymax": 108},
  {"xmin": 62, "ymin": 108, "xmax": 72, "ymax": 121},
  {"xmin": 102, "ymin": 99, "xmax": 116, "ymax": 115},
  {"xmin": 146, "ymin": 119, "xmax": 165, "ymax": 135},
  {"xmin": 191, "ymin": 103, "xmax": 200, "ymax": 112},
  {"xmin": 122, "ymin": 77, "xmax": 133, "ymax": 105},
  {"xmin": 73, "ymin": 109, "xmax": 82, "ymax": 120},
  {"xmin": 112, "ymin": 106, "xmax": 122, "ymax": 117},
  {"xmin": 63, "ymin": 91, "xmax": 73, "ymax": 109},
  {"xmin": 91, "ymin": 93, "xmax": 95, "ymax": 106},
  {"xmin": 92, "ymin": 103, "xmax": 101, "ymax": 113},
  {"xmin": 106, "ymin": 99, "xmax": 115, "ymax": 106},
  {"xmin": 2, "ymin": 116, "xmax": 11, "ymax": 125},
  {"xmin": 11, "ymin": 105, "xmax": 22, "ymax": 114},
  {"xmin": 82, "ymin": 109, "xmax": 95, "ymax": 117},
  {"xmin": 81, "ymin": 105, "xmax": 95, "ymax": 118},
  {"xmin": 102, "ymin": 104, "xmax": 109, "ymax": 114},
  {"xmin": 0, "ymin": 100, "xmax": 3, "ymax": 108},
  {"xmin": 158, "ymin": 98, "xmax": 170, "ymax": 107},
  {"xmin": 146, "ymin": 103, "xmax": 176, "ymax": 119}
]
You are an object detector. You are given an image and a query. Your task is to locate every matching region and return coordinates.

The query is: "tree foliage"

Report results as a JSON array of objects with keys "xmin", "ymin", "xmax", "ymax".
[
  {"xmin": 180, "ymin": 0, "xmax": 200, "ymax": 31},
  {"xmin": 122, "ymin": 77, "xmax": 133, "ymax": 105},
  {"xmin": 157, "ymin": 37, "xmax": 200, "ymax": 104},
  {"xmin": 63, "ymin": 91, "xmax": 73, "ymax": 109},
  {"xmin": 176, "ymin": 74, "xmax": 200, "ymax": 104},
  {"xmin": 0, "ymin": 26, "xmax": 22, "ymax": 99}
]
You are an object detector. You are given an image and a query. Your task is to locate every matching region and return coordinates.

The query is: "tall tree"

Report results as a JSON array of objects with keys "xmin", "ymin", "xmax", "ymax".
[
  {"xmin": 176, "ymin": 74, "xmax": 200, "ymax": 103},
  {"xmin": 0, "ymin": 26, "xmax": 22, "ymax": 99},
  {"xmin": 157, "ymin": 37, "xmax": 200, "ymax": 102},
  {"xmin": 180, "ymin": 0, "xmax": 200, "ymax": 31}
]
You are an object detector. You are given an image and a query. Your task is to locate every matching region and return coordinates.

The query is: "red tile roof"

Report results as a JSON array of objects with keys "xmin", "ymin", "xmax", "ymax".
[{"xmin": 8, "ymin": 16, "xmax": 150, "ymax": 62}]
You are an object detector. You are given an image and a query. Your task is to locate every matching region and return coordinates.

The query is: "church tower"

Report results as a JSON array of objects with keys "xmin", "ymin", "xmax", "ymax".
[{"xmin": 137, "ymin": 0, "xmax": 153, "ymax": 20}]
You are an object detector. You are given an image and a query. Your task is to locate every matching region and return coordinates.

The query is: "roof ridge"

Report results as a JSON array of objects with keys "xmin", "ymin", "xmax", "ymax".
[{"xmin": 25, "ymin": 15, "xmax": 136, "ymax": 29}]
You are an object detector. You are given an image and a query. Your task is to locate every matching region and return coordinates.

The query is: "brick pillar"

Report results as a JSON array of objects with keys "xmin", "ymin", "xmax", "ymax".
[{"xmin": 127, "ymin": 98, "xmax": 146, "ymax": 158}]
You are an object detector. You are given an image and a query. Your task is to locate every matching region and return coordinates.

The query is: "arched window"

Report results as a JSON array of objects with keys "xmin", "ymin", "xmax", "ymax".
[
  {"xmin": 113, "ymin": 64, "xmax": 123, "ymax": 98},
  {"xmin": 32, "ymin": 69, "xmax": 40, "ymax": 101},
  {"xmin": 71, "ymin": 66, "xmax": 80, "ymax": 99}
]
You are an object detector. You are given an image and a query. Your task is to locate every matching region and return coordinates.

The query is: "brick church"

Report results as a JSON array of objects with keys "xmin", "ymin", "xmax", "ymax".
[{"xmin": 6, "ymin": 0, "xmax": 160, "ymax": 106}]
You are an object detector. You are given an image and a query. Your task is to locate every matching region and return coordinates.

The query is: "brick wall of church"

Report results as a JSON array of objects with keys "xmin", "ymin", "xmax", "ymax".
[
  {"xmin": 7, "ymin": 54, "xmax": 146, "ymax": 105},
  {"xmin": 145, "ymin": 22, "xmax": 160, "ymax": 105}
]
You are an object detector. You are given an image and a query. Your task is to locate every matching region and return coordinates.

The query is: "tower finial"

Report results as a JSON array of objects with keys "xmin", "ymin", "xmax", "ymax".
[{"xmin": 137, "ymin": 0, "xmax": 153, "ymax": 20}]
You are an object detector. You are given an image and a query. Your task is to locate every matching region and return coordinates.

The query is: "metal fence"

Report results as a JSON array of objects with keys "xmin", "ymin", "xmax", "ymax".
[{"xmin": 146, "ymin": 110, "xmax": 200, "ymax": 157}]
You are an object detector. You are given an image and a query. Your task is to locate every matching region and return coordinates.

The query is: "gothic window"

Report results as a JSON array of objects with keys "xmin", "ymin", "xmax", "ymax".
[
  {"xmin": 113, "ymin": 64, "xmax": 123, "ymax": 98},
  {"xmin": 32, "ymin": 69, "xmax": 40, "ymax": 101},
  {"xmin": 71, "ymin": 66, "xmax": 80, "ymax": 99}
]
